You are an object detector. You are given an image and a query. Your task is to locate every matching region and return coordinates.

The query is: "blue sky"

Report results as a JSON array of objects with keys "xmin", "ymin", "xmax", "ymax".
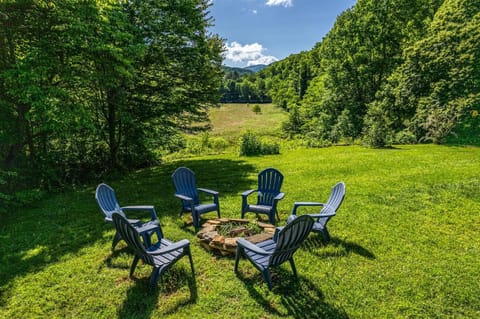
[{"xmin": 209, "ymin": 0, "xmax": 357, "ymax": 67}]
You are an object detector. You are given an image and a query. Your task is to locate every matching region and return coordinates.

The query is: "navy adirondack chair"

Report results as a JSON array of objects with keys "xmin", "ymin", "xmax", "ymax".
[
  {"xmin": 288, "ymin": 182, "xmax": 345, "ymax": 242},
  {"xmin": 112, "ymin": 213, "xmax": 195, "ymax": 288},
  {"xmin": 172, "ymin": 167, "xmax": 220, "ymax": 229},
  {"xmin": 234, "ymin": 215, "xmax": 314, "ymax": 290},
  {"xmin": 241, "ymin": 168, "xmax": 285, "ymax": 225},
  {"xmin": 95, "ymin": 183, "xmax": 161, "ymax": 249}
]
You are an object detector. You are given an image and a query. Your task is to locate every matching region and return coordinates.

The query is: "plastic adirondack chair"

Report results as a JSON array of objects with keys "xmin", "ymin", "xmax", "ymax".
[
  {"xmin": 234, "ymin": 215, "xmax": 314, "ymax": 290},
  {"xmin": 241, "ymin": 168, "xmax": 285, "ymax": 225},
  {"xmin": 288, "ymin": 182, "xmax": 345, "ymax": 242},
  {"xmin": 95, "ymin": 183, "xmax": 161, "ymax": 249},
  {"xmin": 172, "ymin": 167, "xmax": 220, "ymax": 229},
  {"xmin": 112, "ymin": 213, "xmax": 195, "ymax": 288}
]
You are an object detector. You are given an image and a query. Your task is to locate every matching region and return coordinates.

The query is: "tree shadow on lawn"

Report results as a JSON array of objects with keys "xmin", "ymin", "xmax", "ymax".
[
  {"xmin": 302, "ymin": 236, "xmax": 375, "ymax": 260},
  {"xmin": 114, "ymin": 158, "xmax": 258, "ymax": 219},
  {"xmin": 236, "ymin": 269, "xmax": 349, "ymax": 319},
  {"xmin": 0, "ymin": 158, "xmax": 256, "ymax": 304}
]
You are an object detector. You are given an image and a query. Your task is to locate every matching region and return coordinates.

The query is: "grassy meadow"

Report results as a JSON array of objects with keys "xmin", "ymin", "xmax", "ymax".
[
  {"xmin": 1, "ymin": 104, "xmax": 479, "ymax": 318},
  {"xmin": 208, "ymin": 103, "xmax": 287, "ymax": 141}
]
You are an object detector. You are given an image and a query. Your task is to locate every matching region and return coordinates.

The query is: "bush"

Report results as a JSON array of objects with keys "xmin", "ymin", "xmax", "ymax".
[
  {"xmin": 363, "ymin": 102, "xmax": 392, "ymax": 148},
  {"xmin": 182, "ymin": 133, "xmax": 230, "ymax": 155},
  {"xmin": 394, "ymin": 130, "xmax": 417, "ymax": 144},
  {"xmin": 0, "ymin": 169, "xmax": 45, "ymax": 215},
  {"xmin": 239, "ymin": 131, "xmax": 279, "ymax": 156},
  {"xmin": 209, "ymin": 137, "xmax": 229, "ymax": 152},
  {"xmin": 251, "ymin": 104, "xmax": 262, "ymax": 114}
]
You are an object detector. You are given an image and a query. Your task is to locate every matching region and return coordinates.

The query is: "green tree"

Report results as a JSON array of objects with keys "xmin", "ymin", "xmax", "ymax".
[
  {"xmin": 375, "ymin": 0, "xmax": 480, "ymax": 144},
  {"xmin": 0, "ymin": 0, "xmax": 223, "ymax": 193}
]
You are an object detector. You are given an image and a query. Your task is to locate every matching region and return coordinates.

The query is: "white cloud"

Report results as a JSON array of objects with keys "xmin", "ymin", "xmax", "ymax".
[
  {"xmin": 252, "ymin": 9, "xmax": 258, "ymax": 14},
  {"xmin": 247, "ymin": 55, "xmax": 278, "ymax": 66},
  {"xmin": 266, "ymin": 0, "xmax": 293, "ymax": 7},
  {"xmin": 225, "ymin": 42, "xmax": 278, "ymax": 66}
]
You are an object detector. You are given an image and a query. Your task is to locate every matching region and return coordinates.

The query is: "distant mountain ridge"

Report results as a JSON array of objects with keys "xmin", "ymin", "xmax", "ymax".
[
  {"xmin": 222, "ymin": 64, "xmax": 267, "ymax": 75},
  {"xmin": 244, "ymin": 64, "xmax": 267, "ymax": 72}
]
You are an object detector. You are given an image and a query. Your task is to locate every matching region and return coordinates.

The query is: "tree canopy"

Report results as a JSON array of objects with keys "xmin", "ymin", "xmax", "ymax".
[
  {"xmin": 0, "ymin": 0, "xmax": 223, "ymax": 200},
  {"xmin": 241, "ymin": 0, "xmax": 478, "ymax": 147}
]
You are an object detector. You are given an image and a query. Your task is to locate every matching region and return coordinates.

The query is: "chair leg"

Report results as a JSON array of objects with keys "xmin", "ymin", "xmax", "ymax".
[
  {"xmin": 150, "ymin": 267, "xmax": 161, "ymax": 287},
  {"xmin": 234, "ymin": 246, "xmax": 242, "ymax": 273},
  {"xmin": 269, "ymin": 212, "xmax": 276, "ymax": 225},
  {"xmin": 261, "ymin": 268, "xmax": 273, "ymax": 290},
  {"xmin": 112, "ymin": 231, "xmax": 122, "ymax": 250},
  {"xmin": 130, "ymin": 256, "xmax": 140, "ymax": 277},
  {"xmin": 187, "ymin": 248, "xmax": 195, "ymax": 276},
  {"xmin": 322, "ymin": 228, "xmax": 331, "ymax": 242},
  {"xmin": 289, "ymin": 258, "xmax": 297, "ymax": 278},
  {"xmin": 140, "ymin": 232, "xmax": 152, "ymax": 248},
  {"xmin": 192, "ymin": 211, "xmax": 200, "ymax": 229}
]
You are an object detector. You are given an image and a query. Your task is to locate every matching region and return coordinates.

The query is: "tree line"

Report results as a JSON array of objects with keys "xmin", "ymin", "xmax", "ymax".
[
  {"xmin": 220, "ymin": 69, "xmax": 271, "ymax": 103},
  {"xmin": 227, "ymin": 0, "xmax": 479, "ymax": 147},
  {"xmin": 0, "ymin": 0, "xmax": 223, "ymax": 210}
]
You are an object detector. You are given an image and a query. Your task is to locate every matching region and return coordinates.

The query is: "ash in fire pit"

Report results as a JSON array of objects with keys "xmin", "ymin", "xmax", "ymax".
[{"xmin": 196, "ymin": 218, "xmax": 276, "ymax": 256}]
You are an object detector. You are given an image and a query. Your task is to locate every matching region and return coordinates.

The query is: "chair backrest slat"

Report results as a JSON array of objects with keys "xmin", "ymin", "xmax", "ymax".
[
  {"xmin": 257, "ymin": 168, "xmax": 283, "ymax": 206},
  {"xmin": 172, "ymin": 167, "xmax": 199, "ymax": 205},
  {"xmin": 321, "ymin": 182, "xmax": 345, "ymax": 214},
  {"xmin": 270, "ymin": 215, "xmax": 313, "ymax": 266},
  {"xmin": 112, "ymin": 213, "xmax": 155, "ymax": 265},
  {"xmin": 96, "ymin": 183, "xmax": 123, "ymax": 218}
]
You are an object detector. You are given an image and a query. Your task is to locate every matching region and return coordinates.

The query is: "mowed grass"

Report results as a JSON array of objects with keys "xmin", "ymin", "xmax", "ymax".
[
  {"xmin": 208, "ymin": 103, "xmax": 287, "ymax": 141},
  {"xmin": 1, "ymin": 144, "xmax": 479, "ymax": 318}
]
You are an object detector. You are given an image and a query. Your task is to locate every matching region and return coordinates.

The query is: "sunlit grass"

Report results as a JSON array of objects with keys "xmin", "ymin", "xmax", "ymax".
[{"xmin": 1, "ymin": 144, "xmax": 479, "ymax": 318}]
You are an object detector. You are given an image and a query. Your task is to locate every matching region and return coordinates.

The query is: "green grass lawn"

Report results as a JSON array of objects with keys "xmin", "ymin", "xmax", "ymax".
[{"xmin": 1, "ymin": 144, "xmax": 479, "ymax": 318}]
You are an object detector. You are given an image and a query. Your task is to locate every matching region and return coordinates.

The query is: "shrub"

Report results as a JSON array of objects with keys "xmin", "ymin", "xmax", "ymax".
[
  {"xmin": 209, "ymin": 137, "xmax": 229, "ymax": 152},
  {"xmin": 239, "ymin": 131, "xmax": 280, "ymax": 156},
  {"xmin": 251, "ymin": 104, "xmax": 262, "ymax": 114},
  {"xmin": 363, "ymin": 101, "xmax": 392, "ymax": 148}
]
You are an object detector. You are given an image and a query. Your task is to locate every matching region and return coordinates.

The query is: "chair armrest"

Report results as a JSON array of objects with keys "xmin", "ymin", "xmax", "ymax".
[
  {"xmin": 291, "ymin": 202, "xmax": 324, "ymax": 215},
  {"xmin": 308, "ymin": 212, "xmax": 336, "ymax": 218},
  {"xmin": 174, "ymin": 194, "xmax": 194, "ymax": 202},
  {"xmin": 274, "ymin": 192, "xmax": 285, "ymax": 201},
  {"xmin": 121, "ymin": 205, "xmax": 158, "ymax": 220},
  {"xmin": 241, "ymin": 189, "xmax": 256, "ymax": 197},
  {"xmin": 105, "ymin": 216, "xmax": 141, "ymax": 225},
  {"xmin": 149, "ymin": 239, "xmax": 190, "ymax": 255},
  {"xmin": 236, "ymin": 238, "xmax": 271, "ymax": 256},
  {"xmin": 134, "ymin": 221, "xmax": 160, "ymax": 234},
  {"xmin": 198, "ymin": 188, "xmax": 219, "ymax": 196}
]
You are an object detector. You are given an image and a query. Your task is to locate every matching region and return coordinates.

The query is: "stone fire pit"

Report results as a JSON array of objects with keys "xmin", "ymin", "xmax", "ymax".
[{"xmin": 196, "ymin": 218, "xmax": 276, "ymax": 256}]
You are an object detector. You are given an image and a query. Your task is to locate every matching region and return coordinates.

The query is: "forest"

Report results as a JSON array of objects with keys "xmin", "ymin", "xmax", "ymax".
[
  {"xmin": 1, "ymin": 0, "xmax": 479, "ymax": 211},
  {"xmin": 221, "ymin": 0, "xmax": 480, "ymax": 147},
  {"xmin": 0, "ymin": 0, "xmax": 223, "ymax": 209}
]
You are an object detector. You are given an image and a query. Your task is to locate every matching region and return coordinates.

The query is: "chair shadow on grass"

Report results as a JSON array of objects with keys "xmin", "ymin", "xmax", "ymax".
[
  {"xmin": 107, "ymin": 253, "xmax": 197, "ymax": 319},
  {"xmin": 237, "ymin": 269, "xmax": 349, "ymax": 319},
  {"xmin": 302, "ymin": 235, "xmax": 375, "ymax": 260},
  {"xmin": 0, "ymin": 158, "xmax": 256, "ymax": 299}
]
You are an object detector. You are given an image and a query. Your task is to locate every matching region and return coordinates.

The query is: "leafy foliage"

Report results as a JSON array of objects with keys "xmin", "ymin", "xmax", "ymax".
[
  {"xmin": 0, "ymin": 0, "xmax": 223, "ymax": 207},
  {"xmin": 239, "ymin": 130, "xmax": 280, "ymax": 156},
  {"xmin": 243, "ymin": 0, "xmax": 480, "ymax": 148}
]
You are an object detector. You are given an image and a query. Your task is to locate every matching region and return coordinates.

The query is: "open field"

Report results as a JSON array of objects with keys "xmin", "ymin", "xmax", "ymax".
[
  {"xmin": 208, "ymin": 103, "xmax": 288, "ymax": 141},
  {"xmin": 1, "ymin": 144, "xmax": 479, "ymax": 318}
]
